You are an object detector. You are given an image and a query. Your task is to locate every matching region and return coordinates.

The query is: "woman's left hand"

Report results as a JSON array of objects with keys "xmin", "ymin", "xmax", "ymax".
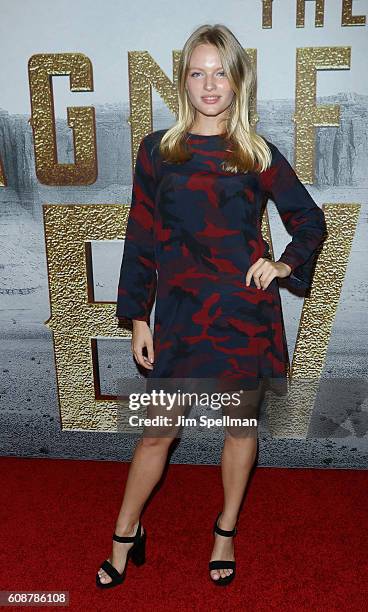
[{"xmin": 245, "ymin": 258, "xmax": 292, "ymax": 290}]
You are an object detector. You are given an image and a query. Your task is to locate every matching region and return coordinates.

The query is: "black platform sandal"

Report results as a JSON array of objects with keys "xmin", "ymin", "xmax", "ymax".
[
  {"xmin": 96, "ymin": 520, "xmax": 146, "ymax": 589},
  {"xmin": 209, "ymin": 512, "xmax": 237, "ymax": 586}
]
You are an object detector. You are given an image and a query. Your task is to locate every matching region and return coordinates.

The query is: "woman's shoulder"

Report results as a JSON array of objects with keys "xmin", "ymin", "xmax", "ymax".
[
  {"xmin": 136, "ymin": 130, "xmax": 168, "ymax": 177},
  {"xmin": 140, "ymin": 129, "xmax": 168, "ymax": 149},
  {"xmin": 260, "ymin": 137, "xmax": 293, "ymax": 172},
  {"xmin": 138, "ymin": 130, "xmax": 167, "ymax": 165},
  {"xmin": 260, "ymin": 136, "xmax": 280, "ymax": 158}
]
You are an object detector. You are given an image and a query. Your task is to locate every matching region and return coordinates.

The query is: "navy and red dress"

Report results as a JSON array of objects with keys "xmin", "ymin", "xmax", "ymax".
[{"xmin": 116, "ymin": 129, "xmax": 327, "ymax": 390}]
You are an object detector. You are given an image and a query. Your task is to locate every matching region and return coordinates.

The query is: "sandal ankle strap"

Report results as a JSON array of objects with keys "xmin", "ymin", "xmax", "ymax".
[
  {"xmin": 214, "ymin": 512, "xmax": 237, "ymax": 537},
  {"xmin": 113, "ymin": 520, "xmax": 141, "ymax": 543}
]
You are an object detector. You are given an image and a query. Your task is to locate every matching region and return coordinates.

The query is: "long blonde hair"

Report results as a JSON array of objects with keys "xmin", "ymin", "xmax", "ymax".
[{"xmin": 159, "ymin": 23, "xmax": 272, "ymax": 174}]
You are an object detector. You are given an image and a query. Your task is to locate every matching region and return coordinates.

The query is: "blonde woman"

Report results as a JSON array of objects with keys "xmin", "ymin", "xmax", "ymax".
[{"xmin": 96, "ymin": 23, "xmax": 327, "ymax": 588}]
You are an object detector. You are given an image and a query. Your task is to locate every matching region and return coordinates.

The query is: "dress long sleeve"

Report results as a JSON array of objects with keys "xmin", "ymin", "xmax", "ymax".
[
  {"xmin": 116, "ymin": 136, "xmax": 157, "ymax": 324},
  {"xmin": 260, "ymin": 140, "xmax": 328, "ymax": 290}
]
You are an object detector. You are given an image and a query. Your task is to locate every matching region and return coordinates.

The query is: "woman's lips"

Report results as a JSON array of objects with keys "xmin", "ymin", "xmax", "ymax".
[{"xmin": 202, "ymin": 96, "xmax": 220, "ymax": 104}]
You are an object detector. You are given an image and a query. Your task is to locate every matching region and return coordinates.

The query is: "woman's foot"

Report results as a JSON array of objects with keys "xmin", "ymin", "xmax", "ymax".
[
  {"xmin": 97, "ymin": 520, "xmax": 144, "ymax": 586},
  {"xmin": 209, "ymin": 512, "xmax": 236, "ymax": 581}
]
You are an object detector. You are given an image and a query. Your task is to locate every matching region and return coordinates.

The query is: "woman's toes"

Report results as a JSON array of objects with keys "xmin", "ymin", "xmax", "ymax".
[
  {"xmin": 211, "ymin": 570, "xmax": 220, "ymax": 580},
  {"xmin": 99, "ymin": 569, "xmax": 111, "ymax": 584}
]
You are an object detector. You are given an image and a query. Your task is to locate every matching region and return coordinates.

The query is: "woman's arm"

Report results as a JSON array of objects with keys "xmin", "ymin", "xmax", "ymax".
[
  {"xmin": 116, "ymin": 136, "xmax": 157, "ymax": 324},
  {"xmin": 260, "ymin": 140, "xmax": 328, "ymax": 289}
]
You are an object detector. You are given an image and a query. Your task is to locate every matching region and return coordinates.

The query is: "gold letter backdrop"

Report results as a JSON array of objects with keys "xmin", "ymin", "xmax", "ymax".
[
  {"xmin": 32, "ymin": 48, "xmax": 359, "ymax": 437},
  {"xmin": 262, "ymin": 0, "xmax": 366, "ymax": 28},
  {"xmin": 28, "ymin": 53, "xmax": 97, "ymax": 184}
]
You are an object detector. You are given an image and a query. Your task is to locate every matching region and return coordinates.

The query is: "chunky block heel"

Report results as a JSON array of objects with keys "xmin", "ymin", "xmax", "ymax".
[
  {"xmin": 96, "ymin": 520, "xmax": 146, "ymax": 589},
  {"xmin": 130, "ymin": 530, "xmax": 146, "ymax": 566},
  {"xmin": 209, "ymin": 512, "xmax": 237, "ymax": 586}
]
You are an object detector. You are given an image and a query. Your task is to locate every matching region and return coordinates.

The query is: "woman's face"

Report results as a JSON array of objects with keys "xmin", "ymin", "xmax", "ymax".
[{"xmin": 185, "ymin": 43, "xmax": 234, "ymax": 127}]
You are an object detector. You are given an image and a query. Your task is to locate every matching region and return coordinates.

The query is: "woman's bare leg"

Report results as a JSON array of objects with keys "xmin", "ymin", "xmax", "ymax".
[
  {"xmin": 209, "ymin": 381, "xmax": 263, "ymax": 581},
  {"xmin": 97, "ymin": 435, "xmax": 174, "ymax": 585},
  {"xmin": 209, "ymin": 434, "xmax": 257, "ymax": 581},
  {"xmin": 97, "ymin": 388, "xmax": 189, "ymax": 585}
]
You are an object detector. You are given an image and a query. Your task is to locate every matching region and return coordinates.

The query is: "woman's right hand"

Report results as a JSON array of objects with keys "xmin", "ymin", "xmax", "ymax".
[{"xmin": 131, "ymin": 320, "xmax": 155, "ymax": 370}]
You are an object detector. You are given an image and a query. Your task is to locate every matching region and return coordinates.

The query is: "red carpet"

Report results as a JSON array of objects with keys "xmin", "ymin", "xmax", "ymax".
[{"xmin": 1, "ymin": 456, "xmax": 367, "ymax": 611}]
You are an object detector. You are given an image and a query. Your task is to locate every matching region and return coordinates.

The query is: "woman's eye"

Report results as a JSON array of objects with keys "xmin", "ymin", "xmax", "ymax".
[{"xmin": 190, "ymin": 71, "xmax": 226, "ymax": 77}]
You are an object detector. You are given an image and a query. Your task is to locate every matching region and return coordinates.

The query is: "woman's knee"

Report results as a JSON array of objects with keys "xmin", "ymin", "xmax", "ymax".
[
  {"xmin": 139, "ymin": 434, "xmax": 176, "ymax": 449},
  {"xmin": 224, "ymin": 428, "xmax": 258, "ymax": 444}
]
